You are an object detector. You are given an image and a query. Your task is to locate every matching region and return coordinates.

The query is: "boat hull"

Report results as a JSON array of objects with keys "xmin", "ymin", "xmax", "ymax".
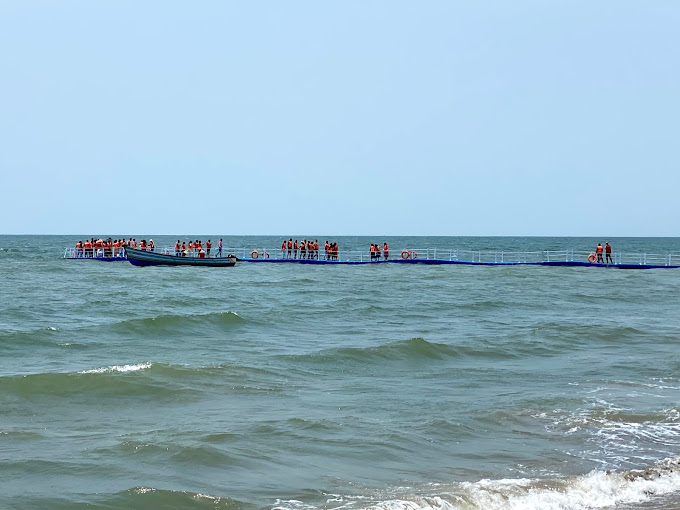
[{"xmin": 124, "ymin": 247, "xmax": 236, "ymax": 267}]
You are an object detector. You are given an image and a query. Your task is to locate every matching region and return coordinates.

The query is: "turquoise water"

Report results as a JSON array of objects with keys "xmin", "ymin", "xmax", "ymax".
[{"xmin": 2, "ymin": 235, "xmax": 680, "ymax": 509}]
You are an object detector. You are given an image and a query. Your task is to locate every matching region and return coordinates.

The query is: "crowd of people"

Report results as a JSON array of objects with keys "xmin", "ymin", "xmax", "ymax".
[
  {"xmin": 174, "ymin": 239, "xmax": 224, "ymax": 258},
  {"xmin": 280, "ymin": 239, "xmax": 344, "ymax": 260},
  {"xmin": 74, "ymin": 238, "xmax": 152, "ymax": 258},
  {"xmin": 278, "ymin": 239, "xmax": 391, "ymax": 261}
]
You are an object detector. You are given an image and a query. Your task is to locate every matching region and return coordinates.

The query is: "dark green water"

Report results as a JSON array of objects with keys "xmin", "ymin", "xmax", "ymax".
[{"xmin": 2, "ymin": 236, "xmax": 680, "ymax": 510}]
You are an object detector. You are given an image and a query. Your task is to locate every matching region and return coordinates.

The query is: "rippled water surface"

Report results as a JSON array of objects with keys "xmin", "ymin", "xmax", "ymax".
[{"xmin": 2, "ymin": 235, "xmax": 680, "ymax": 509}]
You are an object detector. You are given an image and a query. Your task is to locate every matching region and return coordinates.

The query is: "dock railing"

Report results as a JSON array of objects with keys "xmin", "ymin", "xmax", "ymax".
[
  {"xmin": 63, "ymin": 247, "xmax": 127, "ymax": 259},
  {"xmin": 63, "ymin": 246, "xmax": 678, "ymax": 266}
]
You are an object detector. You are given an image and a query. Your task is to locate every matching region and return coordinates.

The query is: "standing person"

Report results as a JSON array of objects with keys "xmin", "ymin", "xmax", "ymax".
[
  {"xmin": 376, "ymin": 243, "xmax": 381, "ymax": 260},
  {"xmin": 218, "ymin": 238, "xmax": 223, "ymax": 257},
  {"xmin": 383, "ymin": 242, "xmax": 389, "ymax": 260},
  {"xmin": 314, "ymin": 240, "xmax": 319, "ymax": 260},
  {"xmin": 281, "ymin": 240, "xmax": 287, "ymax": 259},
  {"xmin": 287, "ymin": 238, "xmax": 293, "ymax": 259},
  {"xmin": 149, "ymin": 239, "xmax": 155, "ymax": 252},
  {"xmin": 293, "ymin": 240, "xmax": 298, "ymax": 259},
  {"xmin": 596, "ymin": 243, "xmax": 604, "ymax": 263},
  {"xmin": 605, "ymin": 242, "xmax": 613, "ymax": 264},
  {"xmin": 206, "ymin": 239, "xmax": 212, "ymax": 257},
  {"xmin": 175, "ymin": 240, "xmax": 181, "ymax": 256}
]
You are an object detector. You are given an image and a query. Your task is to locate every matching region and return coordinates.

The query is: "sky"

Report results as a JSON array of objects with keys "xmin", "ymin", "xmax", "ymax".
[{"xmin": 0, "ymin": 1, "xmax": 678, "ymax": 236}]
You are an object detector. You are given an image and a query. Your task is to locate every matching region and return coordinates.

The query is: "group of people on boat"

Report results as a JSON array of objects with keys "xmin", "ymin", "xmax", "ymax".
[
  {"xmin": 74, "ymin": 238, "xmax": 152, "ymax": 258},
  {"xmin": 174, "ymin": 239, "xmax": 224, "ymax": 258},
  {"xmin": 370, "ymin": 243, "xmax": 390, "ymax": 261},
  {"xmin": 594, "ymin": 242, "xmax": 613, "ymax": 264}
]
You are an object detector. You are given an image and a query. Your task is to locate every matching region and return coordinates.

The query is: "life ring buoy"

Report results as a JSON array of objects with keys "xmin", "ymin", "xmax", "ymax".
[
  {"xmin": 251, "ymin": 250, "xmax": 259, "ymax": 259},
  {"xmin": 401, "ymin": 250, "xmax": 410, "ymax": 260},
  {"xmin": 411, "ymin": 251, "xmax": 418, "ymax": 259},
  {"xmin": 587, "ymin": 253, "xmax": 596, "ymax": 263}
]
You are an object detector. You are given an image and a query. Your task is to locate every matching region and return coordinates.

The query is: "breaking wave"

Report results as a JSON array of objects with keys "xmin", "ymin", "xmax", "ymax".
[{"xmin": 275, "ymin": 459, "xmax": 680, "ymax": 510}]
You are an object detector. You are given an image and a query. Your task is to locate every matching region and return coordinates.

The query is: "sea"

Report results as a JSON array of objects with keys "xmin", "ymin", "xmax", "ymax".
[{"xmin": 2, "ymin": 235, "xmax": 680, "ymax": 510}]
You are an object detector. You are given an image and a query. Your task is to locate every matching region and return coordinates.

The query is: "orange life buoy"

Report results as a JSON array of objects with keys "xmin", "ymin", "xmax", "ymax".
[
  {"xmin": 401, "ymin": 250, "xmax": 410, "ymax": 259},
  {"xmin": 411, "ymin": 251, "xmax": 418, "ymax": 259},
  {"xmin": 587, "ymin": 253, "xmax": 596, "ymax": 263},
  {"xmin": 251, "ymin": 250, "xmax": 259, "ymax": 259}
]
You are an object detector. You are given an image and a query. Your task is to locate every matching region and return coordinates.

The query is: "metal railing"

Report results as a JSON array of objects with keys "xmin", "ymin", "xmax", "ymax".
[
  {"xmin": 63, "ymin": 246, "xmax": 678, "ymax": 266},
  {"xmin": 64, "ymin": 248, "xmax": 127, "ymax": 259}
]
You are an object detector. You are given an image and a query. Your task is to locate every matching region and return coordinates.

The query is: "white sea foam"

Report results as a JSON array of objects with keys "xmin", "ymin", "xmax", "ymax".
[
  {"xmin": 80, "ymin": 362, "xmax": 152, "ymax": 374},
  {"xmin": 269, "ymin": 460, "xmax": 680, "ymax": 510},
  {"xmin": 362, "ymin": 460, "xmax": 680, "ymax": 510}
]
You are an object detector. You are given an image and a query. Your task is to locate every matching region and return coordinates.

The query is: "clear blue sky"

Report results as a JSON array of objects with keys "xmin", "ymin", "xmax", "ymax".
[{"xmin": 1, "ymin": 1, "xmax": 678, "ymax": 236}]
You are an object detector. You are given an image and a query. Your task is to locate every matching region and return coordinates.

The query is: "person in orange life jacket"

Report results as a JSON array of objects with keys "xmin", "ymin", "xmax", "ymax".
[
  {"xmin": 383, "ymin": 242, "xmax": 389, "ymax": 260},
  {"xmin": 175, "ymin": 240, "xmax": 181, "ymax": 256},
  {"xmin": 281, "ymin": 240, "xmax": 287, "ymax": 259},
  {"xmin": 293, "ymin": 240, "xmax": 298, "ymax": 259},
  {"xmin": 596, "ymin": 243, "xmax": 604, "ymax": 263},
  {"xmin": 206, "ymin": 239, "xmax": 211, "ymax": 257},
  {"xmin": 605, "ymin": 242, "xmax": 613, "ymax": 264}
]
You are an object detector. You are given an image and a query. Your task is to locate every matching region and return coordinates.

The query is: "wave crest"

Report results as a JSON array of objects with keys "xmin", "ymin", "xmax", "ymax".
[{"xmin": 112, "ymin": 311, "xmax": 246, "ymax": 335}]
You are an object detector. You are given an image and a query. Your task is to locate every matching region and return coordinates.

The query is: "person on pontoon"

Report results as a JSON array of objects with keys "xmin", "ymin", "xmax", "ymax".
[{"xmin": 605, "ymin": 242, "xmax": 613, "ymax": 264}]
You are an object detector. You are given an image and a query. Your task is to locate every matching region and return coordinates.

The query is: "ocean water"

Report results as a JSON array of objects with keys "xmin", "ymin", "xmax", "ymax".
[{"xmin": 2, "ymin": 235, "xmax": 680, "ymax": 510}]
